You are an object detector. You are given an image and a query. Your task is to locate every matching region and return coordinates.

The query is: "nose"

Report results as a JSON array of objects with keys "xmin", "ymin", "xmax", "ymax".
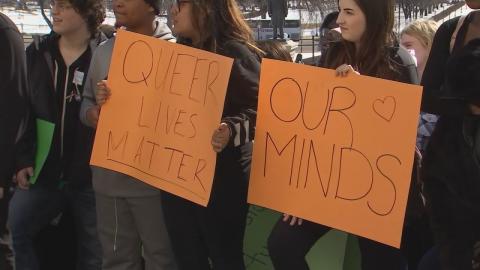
[{"xmin": 336, "ymin": 12, "xmax": 344, "ymax": 26}]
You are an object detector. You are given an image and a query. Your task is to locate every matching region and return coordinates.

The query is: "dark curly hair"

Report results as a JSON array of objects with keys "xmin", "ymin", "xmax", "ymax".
[{"xmin": 67, "ymin": 0, "xmax": 106, "ymax": 36}]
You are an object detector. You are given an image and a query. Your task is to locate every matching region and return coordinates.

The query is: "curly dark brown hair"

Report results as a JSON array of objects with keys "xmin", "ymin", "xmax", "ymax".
[{"xmin": 67, "ymin": 0, "xmax": 106, "ymax": 36}]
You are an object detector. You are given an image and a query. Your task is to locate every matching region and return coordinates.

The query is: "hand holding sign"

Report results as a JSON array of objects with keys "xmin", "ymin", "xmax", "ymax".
[
  {"xmin": 283, "ymin": 214, "xmax": 304, "ymax": 226},
  {"xmin": 95, "ymin": 80, "xmax": 111, "ymax": 106},
  {"xmin": 335, "ymin": 64, "xmax": 360, "ymax": 77},
  {"xmin": 211, "ymin": 123, "xmax": 231, "ymax": 153}
]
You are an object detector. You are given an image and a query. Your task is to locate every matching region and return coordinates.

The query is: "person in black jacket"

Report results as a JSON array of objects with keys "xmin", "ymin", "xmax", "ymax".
[
  {"xmin": 136, "ymin": 0, "xmax": 260, "ymax": 269},
  {"xmin": 0, "ymin": 11, "xmax": 28, "ymax": 270},
  {"xmin": 7, "ymin": 1, "xmax": 106, "ymax": 269},
  {"xmin": 420, "ymin": 1, "xmax": 480, "ymax": 269},
  {"xmin": 267, "ymin": 0, "xmax": 418, "ymax": 269}
]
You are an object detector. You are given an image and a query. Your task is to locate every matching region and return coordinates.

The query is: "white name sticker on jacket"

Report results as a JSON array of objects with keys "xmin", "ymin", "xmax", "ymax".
[{"xmin": 73, "ymin": 70, "xmax": 85, "ymax": 86}]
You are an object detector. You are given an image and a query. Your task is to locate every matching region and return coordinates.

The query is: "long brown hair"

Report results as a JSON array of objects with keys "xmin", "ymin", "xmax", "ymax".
[
  {"xmin": 185, "ymin": 0, "xmax": 263, "ymax": 56},
  {"xmin": 325, "ymin": 0, "xmax": 398, "ymax": 78}
]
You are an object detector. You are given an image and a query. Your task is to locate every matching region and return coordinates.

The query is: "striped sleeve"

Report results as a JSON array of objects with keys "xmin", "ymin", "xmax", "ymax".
[{"xmin": 221, "ymin": 41, "xmax": 260, "ymax": 147}]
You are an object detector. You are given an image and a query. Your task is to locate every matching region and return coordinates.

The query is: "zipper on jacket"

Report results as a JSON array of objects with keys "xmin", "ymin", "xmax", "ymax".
[
  {"xmin": 54, "ymin": 61, "xmax": 59, "ymax": 91},
  {"xmin": 60, "ymin": 66, "xmax": 70, "ymax": 158}
]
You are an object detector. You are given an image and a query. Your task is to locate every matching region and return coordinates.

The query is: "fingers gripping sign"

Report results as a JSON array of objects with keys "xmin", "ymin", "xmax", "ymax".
[{"xmin": 211, "ymin": 122, "xmax": 231, "ymax": 153}]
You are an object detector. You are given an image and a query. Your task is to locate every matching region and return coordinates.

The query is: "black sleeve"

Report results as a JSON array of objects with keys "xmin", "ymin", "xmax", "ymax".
[
  {"xmin": 0, "ymin": 25, "xmax": 28, "ymax": 184},
  {"xmin": 14, "ymin": 44, "xmax": 38, "ymax": 172},
  {"xmin": 420, "ymin": 17, "xmax": 466, "ymax": 115},
  {"xmin": 221, "ymin": 41, "xmax": 261, "ymax": 147}
]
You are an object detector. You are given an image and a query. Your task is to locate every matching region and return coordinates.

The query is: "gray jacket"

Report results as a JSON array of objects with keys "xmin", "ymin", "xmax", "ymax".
[{"xmin": 80, "ymin": 18, "xmax": 175, "ymax": 197}]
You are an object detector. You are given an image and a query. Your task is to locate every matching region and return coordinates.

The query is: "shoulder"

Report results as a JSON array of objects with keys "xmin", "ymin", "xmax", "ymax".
[
  {"xmin": 89, "ymin": 37, "xmax": 115, "ymax": 74},
  {"xmin": 25, "ymin": 32, "xmax": 56, "ymax": 57},
  {"xmin": 435, "ymin": 16, "xmax": 461, "ymax": 41},
  {"xmin": 221, "ymin": 40, "xmax": 260, "ymax": 69},
  {"xmin": 0, "ymin": 12, "xmax": 17, "ymax": 31},
  {"xmin": 91, "ymin": 31, "xmax": 109, "ymax": 48},
  {"xmin": 0, "ymin": 14, "xmax": 22, "ymax": 49},
  {"xmin": 222, "ymin": 40, "xmax": 256, "ymax": 58},
  {"xmin": 95, "ymin": 37, "xmax": 115, "ymax": 54}
]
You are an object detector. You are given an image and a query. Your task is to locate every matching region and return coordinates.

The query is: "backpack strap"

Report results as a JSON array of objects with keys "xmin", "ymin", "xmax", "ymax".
[{"xmin": 450, "ymin": 15, "xmax": 468, "ymax": 54}]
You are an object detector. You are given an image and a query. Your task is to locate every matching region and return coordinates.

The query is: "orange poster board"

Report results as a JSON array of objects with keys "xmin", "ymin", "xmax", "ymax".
[
  {"xmin": 248, "ymin": 59, "xmax": 422, "ymax": 248},
  {"xmin": 91, "ymin": 30, "xmax": 233, "ymax": 206}
]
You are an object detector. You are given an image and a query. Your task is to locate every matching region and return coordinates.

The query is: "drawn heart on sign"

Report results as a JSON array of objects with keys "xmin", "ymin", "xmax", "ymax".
[{"xmin": 373, "ymin": 96, "xmax": 396, "ymax": 122}]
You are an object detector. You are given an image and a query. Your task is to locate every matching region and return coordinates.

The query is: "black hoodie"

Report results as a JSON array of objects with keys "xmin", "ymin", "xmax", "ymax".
[{"xmin": 16, "ymin": 32, "xmax": 106, "ymax": 188}]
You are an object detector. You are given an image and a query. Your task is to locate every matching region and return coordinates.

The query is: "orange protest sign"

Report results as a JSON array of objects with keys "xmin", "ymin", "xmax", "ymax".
[
  {"xmin": 248, "ymin": 59, "xmax": 422, "ymax": 248},
  {"xmin": 91, "ymin": 30, "xmax": 233, "ymax": 206}
]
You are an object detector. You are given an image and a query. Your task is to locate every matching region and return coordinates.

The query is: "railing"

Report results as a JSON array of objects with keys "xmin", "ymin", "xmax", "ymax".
[
  {"xmin": 22, "ymin": 33, "xmax": 34, "ymax": 48},
  {"xmin": 296, "ymin": 36, "xmax": 320, "ymax": 65},
  {"xmin": 16, "ymin": 22, "xmax": 50, "ymax": 33}
]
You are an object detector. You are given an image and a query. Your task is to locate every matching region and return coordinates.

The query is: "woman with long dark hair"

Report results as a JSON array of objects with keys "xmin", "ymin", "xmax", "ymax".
[
  {"xmin": 161, "ymin": 0, "xmax": 262, "ymax": 269},
  {"xmin": 267, "ymin": 0, "xmax": 418, "ymax": 269}
]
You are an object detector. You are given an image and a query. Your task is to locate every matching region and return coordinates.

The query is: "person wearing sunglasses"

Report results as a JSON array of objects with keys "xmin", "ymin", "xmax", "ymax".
[{"xmin": 155, "ymin": 0, "xmax": 262, "ymax": 269}]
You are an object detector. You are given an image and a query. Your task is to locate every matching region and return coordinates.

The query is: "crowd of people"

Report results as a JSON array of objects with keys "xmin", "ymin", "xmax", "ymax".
[{"xmin": 1, "ymin": 0, "xmax": 479, "ymax": 269}]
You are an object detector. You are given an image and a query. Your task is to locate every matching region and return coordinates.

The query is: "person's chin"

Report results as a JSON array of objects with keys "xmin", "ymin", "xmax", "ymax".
[
  {"xmin": 52, "ymin": 25, "xmax": 64, "ymax": 35},
  {"xmin": 466, "ymin": 0, "xmax": 480, "ymax": 8},
  {"xmin": 466, "ymin": 3, "xmax": 480, "ymax": 9},
  {"xmin": 341, "ymin": 34, "xmax": 351, "ymax": 42},
  {"xmin": 114, "ymin": 14, "xmax": 127, "ymax": 26},
  {"xmin": 114, "ymin": 19, "xmax": 127, "ymax": 28}
]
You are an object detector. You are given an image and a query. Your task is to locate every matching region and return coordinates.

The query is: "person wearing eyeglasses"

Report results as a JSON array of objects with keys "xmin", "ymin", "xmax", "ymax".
[
  {"xmin": 133, "ymin": 0, "xmax": 261, "ymax": 269},
  {"xmin": 80, "ymin": 0, "xmax": 178, "ymax": 269},
  {"xmin": 7, "ymin": 0, "xmax": 106, "ymax": 269}
]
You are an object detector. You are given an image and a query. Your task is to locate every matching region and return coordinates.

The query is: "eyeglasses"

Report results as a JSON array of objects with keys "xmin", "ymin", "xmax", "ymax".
[
  {"xmin": 49, "ymin": 0, "xmax": 72, "ymax": 12},
  {"xmin": 171, "ymin": 0, "xmax": 191, "ymax": 13}
]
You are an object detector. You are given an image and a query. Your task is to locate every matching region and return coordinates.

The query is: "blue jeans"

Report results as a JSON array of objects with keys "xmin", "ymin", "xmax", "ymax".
[
  {"xmin": 1, "ymin": 185, "xmax": 14, "ymax": 270},
  {"xmin": 8, "ymin": 185, "xmax": 102, "ymax": 270}
]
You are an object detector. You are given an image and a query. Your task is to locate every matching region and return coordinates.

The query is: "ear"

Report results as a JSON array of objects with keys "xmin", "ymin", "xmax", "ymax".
[{"xmin": 148, "ymin": 6, "xmax": 154, "ymax": 13}]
